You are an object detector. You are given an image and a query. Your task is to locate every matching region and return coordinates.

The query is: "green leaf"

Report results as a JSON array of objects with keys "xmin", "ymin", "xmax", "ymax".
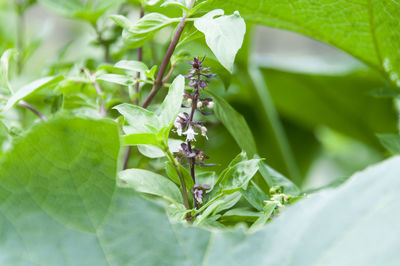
[
  {"xmin": 0, "ymin": 49, "xmax": 17, "ymax": 93},
  {"xmin": 119, "ymin": 169, "xmax": 183, "ymax": 205},
  {"xmin": 112, "ymin": 13, "xmax": 175, "ymax": 48},
  {"xmin": 206, "ymin": 90, "xmax": 257, "ymax": 157},
  {"xmin": 217, "ymin": 159, "xmax": 261, "ymax": 193},
  {"xmin": 194, "ymin": 10, "xmax": 246, "ymax": 72},
  {"xmin": 158, "ymin": 75, "xmax": 185, "ymax": 128},
  {"xmin": 2, "ymin": 153, "xmax": 400, "ymax": 264},
  {"xmin": 114, "ymin": 60, "xmax": 149, "ymax": 73},
  {"xmin": 122, "ymin": 133, "xmax": 160, "ymax": 146},
  {"xmin": 378, "ymin": 134, "xmax": 400, "ymax": 155},
  {"xmin": 114, "ymin": 103, "xmax": 159, "ymax": 134},
  {"xmin": 96, "ymin": 73, "xmax": 131, "ymax": 86},
  {"xmin": 258, "ymin": 161, "xmax": 300, "ymax": 196},
  {"xmin": 240, "ymin": 183, "xmax": 268, "ymax": 211},
  {"xmin": 203, "ymin": 0, "xmax": 400, "ymax": 88},
  {"xmin": 0, "ymin": 117, "xmax": 119, "ymax": 233},
  {"xmin": 138, "ymin": 138, "xmax": 182, "ymax": 158},
  {"xmin": 165, "ymin": 161, "xmax": 194, "ymax": 190},
  {"xmin": 4, "ymin": 75, "xmax": 63, "ymax": 111},
  {"xmin": 261, "ymin": 67, "xmax": 398, "ymax": 149}
]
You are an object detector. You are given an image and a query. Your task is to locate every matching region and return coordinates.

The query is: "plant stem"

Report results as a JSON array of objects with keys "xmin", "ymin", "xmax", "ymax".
[
  {"xmin": 93, "ymin": 81, "xmax": 107, "ymax": 117},
  {"xmin": 122, "ymin": 3, "xmax": 145, "ymax": 170},
  {"xmin": 141, "ymin": 0, "xmax": 196, "ymax": 108},
  {"xmin": 166, "ymin": 150, "xmax": 191, "ymax": 211},
  {"xmin": 18, "ymin": 100, "xmax": 47, "ymax": 121},
  {"xmin": 94, "ymin": 23, "xmax": 111, "ymax": 63},
  {"xmin": 16, "ymin": 6, "xmax": 24, "ymax": 74}
]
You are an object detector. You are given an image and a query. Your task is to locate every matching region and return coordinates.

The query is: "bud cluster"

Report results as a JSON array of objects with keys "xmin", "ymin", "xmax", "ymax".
[{"xmin": 173, "ymin": 57, "xmax": 215, "ymax": 207}]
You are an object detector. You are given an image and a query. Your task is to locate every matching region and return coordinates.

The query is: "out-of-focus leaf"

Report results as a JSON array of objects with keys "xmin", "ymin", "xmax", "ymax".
[
  {"xmin": 378, "ymin": 134, "xmax": 400, "ymax": 155},
  {"xmin": 194, "ymin": 10, "xmax": 246, "ymax": 72},
  {"xmin": 119, "ymin": 168, "xmax": 183, "ymax": 205},
  {"xmin": 206, "ymin": 90, "xmax": 257, "ymax": 157},
  {"xmin": 114, "ymin": 60, "xmax": 149, "ymax": 73},
  {"xmin": 96, "ymin": 73, "xmax": 131, "ymax": 86},
  {"xmin": 0, "ymin": 49, "xmax": 17, "ymax": 93},
  {"xmin": 261, "ymin": 67, "xmax": 398, "ymax": 149},
  {"xmin": 4, "ymin": 75, "xmax": 63, "ymax": 111},
  {"xmin": 112, "ymin": 13, "xmax": 175, "ymax": 48},
  {"xmin": 158, "ymin": 75, "xmax": 185, "ymax": 128},
  {"xmin": 122, "ymin": 133, "xmax": 159, "ymax": 146}
]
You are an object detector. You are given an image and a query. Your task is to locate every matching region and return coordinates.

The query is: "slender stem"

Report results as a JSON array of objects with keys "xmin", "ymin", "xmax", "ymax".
[
  {"xmin": 134, "ymin": 3, "xmax": 144, "ymax": 105},
  {"xmin": 94, "ymin": 23, "xmax": 111, "ymax": 63},
  {"xmin": 93, "ymin": 81, "xmax": 107, "ymax": 117},
  {"xmin": 18, "ymin": 100, "xmax": 47, "ymax": 121},
  {"xmin": 16, "ymin": 6, "xmax": 24, "ymax": 74},
  {"xmin": 166, "ymin": 150, "xmax": 191, "ymax": 211},
  {"xmin": 122, "ymin": 3, "xmax": 145, "ymax": 170},
  {"xmin": 141, "ymin": 0, "xmax": 196, "ymax": 108}
]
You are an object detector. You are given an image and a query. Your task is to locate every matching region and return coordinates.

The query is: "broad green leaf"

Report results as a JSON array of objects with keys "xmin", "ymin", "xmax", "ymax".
[
  {"xmin": 114, "ymin": 103, "xmax": 159, "ymax": 134},
  {"xmin": 378, "ymin": 134, "xmax": 400, "ymax": 155},
  {"xmin": 194, "ymin": 10, "xmax": 246, "ymax": 72},
  {"xmin": 220, "ymin": 208, "xmax": 261, "ymax": 223},
  {"xmin": 96, "ymin": 73, "xmax": 131, "ymax": 86},
  {"xmin": 249, "ymin": 202, "xmax": 277, "ymax": 232},
  {"xmin": 122, "ymin": 133, "xmax": 159, "ymax": 146},
  {"xmin": 1, "ymin": 149, "xmax": 400, "ymax": 264},
  {"xmin": 4, "ymin": 75, "xmax": 63, "ymax": 111},
  {"xmin": 0, "ymin": 49, "xmax": 17, "ymax": 93},
  {"xmin": 114, "ymin": 60, "xmax": 149, "ymax": 73},
  {"xmin": 258, "ymin": 161, "xmax": 300, "ymax": 196},
  {"xmin": 119, "ymin": 169, "xmax": 183, "ymax": 205},
  {"xmin": 112, "ymin": 13, "xmax": 175, "ymax": 48},
  {"xmin": 203, "ymin": 0, "xmax": 400, "ymax": 88},
  {"xmin": 158, "ymin": 75, "xmax": 185, "ymax": 128},
  {"xmin": 206, "ymin": 90, "xmax": 257, "ymax": 157},
  {"xmin": 261, "ymin": 67, "xmax": 398, "ymax": 149},
  {"xmin": 0, "ymin": 117, "xmax": 119, "ymax": 233},
  {"xmin": 241, "ymin": 183, "xmax": 268, "ymax": 211}
]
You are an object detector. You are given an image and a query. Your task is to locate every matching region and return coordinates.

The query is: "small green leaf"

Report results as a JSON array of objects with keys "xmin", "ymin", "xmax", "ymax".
[
  {"xmin": 113, "ymin": 13, "xmax": 175, "ymax": 48},
  {"xmin": 96, "ymin": 73, "xmax": 131, "ymax": 86},
  {"xmin": 258, "ymin": 161, "xmax": 300, "ymax": 196},
  {"xmin": 138, "ymin": 138, "xmax": 182, "ymax": 158},
  {"xmin": 122, "ymin": 133, "xmax": 159, "ymax": 147},
  {"xmin": 114, "ymin": 60, "xmax": 149, "ymax": 73},
  {"xmin": 218, "ymin": 159, "xmax": 261, "ymax": 193},
  {"xmin": 241, "ymin": 184, "xmax": 268, "ymax": 211},
  {"xmin": 114, "ymin": 103, "xmax": 158, "ymax": 134},
  {"xmin": 165, "ymin": 161, "xmax": 194, "ymax": 190},
  {"xmin": 194, "ymin": 10, "xmax": 246, "ymax": 72},
  {"xmin": 119, "ymin": 169, "xmax": 183, "ymax": 205},
  {"xmin": 4, "ymin": 75, "xmax": 63, "ymax": 111},
  {"xmin": 378, "ymin": 134, "xmax": 400, "ymax": 155},
  {"xmin": 206, "ymin": 90, "xmax": 257, "ymax": 157},
  {"xmin": 158, "ymin": 75, "xmax": 185, "ymax": 128}
]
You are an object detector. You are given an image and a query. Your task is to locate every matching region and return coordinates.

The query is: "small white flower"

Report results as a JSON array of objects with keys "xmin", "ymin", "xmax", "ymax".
[
  {"xmin": 183, "ymin": 126, "xmax": 198, "ymax": 141},
  {"xmin": 200, "ymin": 126, "xmax": 208, "ymax": 140},
  {"xmin": 174, "ymin": 114, "xmax": 184, "ymax": 136},
  {"xmin": 197, "ymin": 101, "xmax": 203, "ymax": 108},
  {"xmin": 187, "ymin": 98, "xmax": 192, "ymax": 105},
  {"xmin": 207, "ymin": 101, "xmax": 214, "ymax": 109}
]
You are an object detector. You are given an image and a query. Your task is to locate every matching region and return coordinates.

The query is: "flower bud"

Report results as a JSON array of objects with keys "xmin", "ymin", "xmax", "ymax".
[
  {"xmin": 207, "ymin": 101, "xmax": 214, "ymax": 109},
  {"xmin": 197, "ymin": 101, "xmax": 203, "ymax": 108},
  {"xmin": 187, "ymin": 98, "xmax": 192, "ymax": 105}
]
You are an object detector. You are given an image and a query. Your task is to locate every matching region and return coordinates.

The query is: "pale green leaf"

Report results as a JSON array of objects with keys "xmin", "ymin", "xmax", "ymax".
[
  {"xmin": 258, "ymin": 161, "xmax": 300, "ymax": 196},
  {"xmin": 114, "ymin": 60, "xmax": 149, "ymax": 73},
  {"xmin": 378, "ymin": 134, "xmax": 400, "ymax": 155},
  {"xmin": 158, "ymin": 75, "xmax": 185, "ymax": 128},
  {"xmin": 119, "ymin": 169, "xmax": 183, "ymax": 205},
  {"xmin": 0, "ymin": 49, "xmax": 17, "ymax": 93},
  {"xmin": 96, "ymin": 73, "xmax": 131, "ymax": 86},
  {"xmin": 122, "ymin": 133, "xmax": 160, "ymax": 146},
  {"xmin": 194, "ymin": 10, "xmax": 246, "ymax": 72},
  {"xmin": 114, "ymin": 103, "xmax": 159, "ymax": 134}
]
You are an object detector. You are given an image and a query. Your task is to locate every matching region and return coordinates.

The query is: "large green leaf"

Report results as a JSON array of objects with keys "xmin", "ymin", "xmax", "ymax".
[
  {"xmin": 1, "ymin": 131, "xmax": 400, "ymax": 265},
  {"xmin": 0, "ymin": 117, "xmax": 119, "ymax": 233},
  {"xmin": 261, "ymin": 67, "xmax": 398, "ymax": 149},
  {"xmin": 202, "ymin": 0, "xmax": 400, "ymax": 87}
]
